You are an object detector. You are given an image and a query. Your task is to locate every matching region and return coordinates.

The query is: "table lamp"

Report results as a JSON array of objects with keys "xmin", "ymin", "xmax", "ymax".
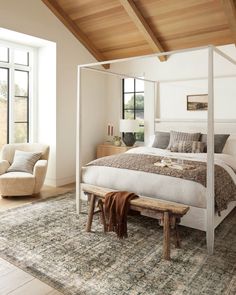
[{"xmin": 119, "ymin": 119, "xmax": 139, "ymax": 146}]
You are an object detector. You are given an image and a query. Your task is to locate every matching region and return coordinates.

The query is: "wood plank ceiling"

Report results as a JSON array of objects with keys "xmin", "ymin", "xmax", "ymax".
[{"xmin": 42, "ymin": 0, "xmax": 236, "ymax": 65}]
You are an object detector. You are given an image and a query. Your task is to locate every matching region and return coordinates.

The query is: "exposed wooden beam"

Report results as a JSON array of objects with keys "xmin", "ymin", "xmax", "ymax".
[
  {"xmin": 41, "ymin": 0, "xmax": 110, "ymax": 69},
  {"xmin": 220, "ymin": 0, "xmax": 236, "ymax": 45},
  {"xmin": 119, "ymin": 0, "xmax": 166, "ymax": 61}
]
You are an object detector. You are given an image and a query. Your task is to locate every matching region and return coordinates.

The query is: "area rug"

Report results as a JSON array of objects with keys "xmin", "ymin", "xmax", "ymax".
[{"xmin": 0, "ymin": 193, "xmax": 235, "ymax": 295}]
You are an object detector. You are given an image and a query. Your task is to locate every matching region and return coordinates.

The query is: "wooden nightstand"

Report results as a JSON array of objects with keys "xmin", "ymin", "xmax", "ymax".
[{"xmin": 96, "ymin": 144, "xmax": 132, "ymax": 158}]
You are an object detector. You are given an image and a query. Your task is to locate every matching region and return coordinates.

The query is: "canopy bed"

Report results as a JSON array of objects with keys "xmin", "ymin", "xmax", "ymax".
[{"xmin": 76, "ymin": 45, "xmax": 236, "ymax": 255}]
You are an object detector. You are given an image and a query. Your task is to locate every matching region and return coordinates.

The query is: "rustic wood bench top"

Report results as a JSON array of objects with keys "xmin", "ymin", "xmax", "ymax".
[{"xmin": 81, "ymin": 183, "xmax": 189, "ymax": 215}]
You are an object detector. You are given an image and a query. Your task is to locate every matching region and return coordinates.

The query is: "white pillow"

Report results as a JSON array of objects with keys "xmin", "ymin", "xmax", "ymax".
[{"xmin": 7, "ymin": 150, "xmax": 41, "ymax": 174}]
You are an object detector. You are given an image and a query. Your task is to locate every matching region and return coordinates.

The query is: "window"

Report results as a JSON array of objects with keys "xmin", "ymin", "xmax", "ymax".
[
  {"xmin": 0, "ymin": 42, "xmax": 33, "ymax": 149},
  {"xmin": 122, "ymin": 78, "xmax": 144, "ymax": 141}
]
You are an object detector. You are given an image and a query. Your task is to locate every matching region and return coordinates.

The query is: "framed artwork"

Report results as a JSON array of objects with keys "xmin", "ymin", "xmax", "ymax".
[{"xmin": 187, "ymin": 94, "xmax": 208, "ymax": 111}]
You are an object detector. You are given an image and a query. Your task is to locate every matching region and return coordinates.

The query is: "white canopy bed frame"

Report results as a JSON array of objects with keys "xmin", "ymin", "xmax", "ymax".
[{"xmin": 76, "ymin": 45, "xmax": 236, "ymax": 255}]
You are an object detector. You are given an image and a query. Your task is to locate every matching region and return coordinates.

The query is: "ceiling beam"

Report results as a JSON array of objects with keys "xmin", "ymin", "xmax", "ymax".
[
  {"xmin": 42, "ymin": 0, "xmax": 110, "ymax": 69},
  {"xmin": 220, "ymin": 0, "xmax": 236, "ymax": 45},
  {"xmin": 119, "ymin": 0, "xmax": 166, "ymax": 61}
]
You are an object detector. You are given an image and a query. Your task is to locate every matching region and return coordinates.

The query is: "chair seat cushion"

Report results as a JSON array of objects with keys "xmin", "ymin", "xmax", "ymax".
[{"xmin": 0, "ymin": 172, "xmax": 35, "ymax": 196}]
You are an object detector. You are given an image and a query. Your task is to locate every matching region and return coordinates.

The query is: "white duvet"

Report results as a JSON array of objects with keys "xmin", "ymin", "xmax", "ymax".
[{"xmin": 82, "ymin": 147, "xmax": 236, "ymax": 208}]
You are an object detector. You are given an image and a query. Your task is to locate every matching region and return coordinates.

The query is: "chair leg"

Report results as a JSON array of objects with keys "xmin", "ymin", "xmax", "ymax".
[{"xmin": 86, "ymin": 194, "xmax": 96, "ymax": 232}]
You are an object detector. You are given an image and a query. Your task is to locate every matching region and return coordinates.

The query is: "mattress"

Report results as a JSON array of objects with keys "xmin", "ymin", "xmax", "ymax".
[{"xmin": 82, "ymin": 147, "xmax": 236, "ymax": 209}]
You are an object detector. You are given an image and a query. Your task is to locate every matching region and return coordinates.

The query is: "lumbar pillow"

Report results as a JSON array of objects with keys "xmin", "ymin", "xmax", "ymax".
[
  {"xmin": 7, "ymin": 150, "xmax": 42, "ymax": 174},
  {"xmin": 167, "ymin": 131, "xmax": 201, "ymax": 150},
  {"xmin": 152, "ymin": 131, "xmax": 170, "ymax": 149},
  {"xmin": 200, "ymin": 134, "xmax": 230, "ymax": 153},
  {"xmin": 170, "ymin": 141, "xmax": 205, "ymax": 153}
]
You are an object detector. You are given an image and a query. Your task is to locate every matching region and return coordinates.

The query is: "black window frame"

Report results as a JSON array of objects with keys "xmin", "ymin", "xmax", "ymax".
[
  {"xmin": 0, "ymin": 44, "xmax": 31, "ymax": 147},
  {"xmin": 122, "ymin": 78, "xmax": 144, "ymax": 141}
]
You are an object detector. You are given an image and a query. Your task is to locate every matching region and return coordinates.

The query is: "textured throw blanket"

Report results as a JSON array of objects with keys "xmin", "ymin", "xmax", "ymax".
[
  {"xmin": 87, "ymin": 153, "xmax": 236, "ymax": 212},
  {"xmin": 104, "ymin": 191, "xmax": 138, "ymax": 239}
]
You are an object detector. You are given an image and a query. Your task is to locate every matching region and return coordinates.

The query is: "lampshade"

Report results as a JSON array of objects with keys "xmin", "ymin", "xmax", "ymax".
[{"xmin": 119, "ymin": 119, "xmax": 139, "ymax": 132}]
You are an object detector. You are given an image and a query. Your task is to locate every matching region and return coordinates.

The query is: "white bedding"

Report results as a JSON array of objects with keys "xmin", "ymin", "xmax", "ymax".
[{"xmin": 82, "ymin": 147, "xmax": 236, "ymax": 208}]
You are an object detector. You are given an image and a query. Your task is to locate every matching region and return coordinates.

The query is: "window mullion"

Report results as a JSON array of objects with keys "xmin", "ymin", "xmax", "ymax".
[
  {"xmin": 9, "ymin": 49, "xmax": 15, "ymax": 143},
  {"xmin": 134, "ymin": 79, "xmax": 136, "ymax": 119}
]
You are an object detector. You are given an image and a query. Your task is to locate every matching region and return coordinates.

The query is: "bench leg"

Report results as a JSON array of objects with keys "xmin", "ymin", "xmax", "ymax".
[
  {"xmin": 174, "ymin": 220, "xmax": 181, "ymax": 249},
  {"xmin": 98, "ymin": 199, "xmax": 107, "ymax": 233},
  {"xmin": 86, "ymin": 193, "xmax": 96, "ymax": 232},
  {"xmin": 163, "ymin": 211, "xmax": 170, "ymax": 260}
]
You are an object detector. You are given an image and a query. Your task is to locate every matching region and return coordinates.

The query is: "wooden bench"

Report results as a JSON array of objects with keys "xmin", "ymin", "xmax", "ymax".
[{"xmin": 81, "ymin": 183, "xmax": 189, "ymax": 260}]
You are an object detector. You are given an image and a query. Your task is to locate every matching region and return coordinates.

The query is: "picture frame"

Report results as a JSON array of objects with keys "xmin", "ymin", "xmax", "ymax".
[{"xmin": 187, "ymin": 94, "xmax": 208, "ymax": 111}]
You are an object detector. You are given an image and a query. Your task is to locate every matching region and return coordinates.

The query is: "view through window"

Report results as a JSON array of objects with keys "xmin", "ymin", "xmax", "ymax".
[
  {"xmin": 122, "ymin": 78, "xmax": 144, "ymax": 141},
  {"xmin": 0, "ymin": 43, "xmax": 32, "ymax": 148}
]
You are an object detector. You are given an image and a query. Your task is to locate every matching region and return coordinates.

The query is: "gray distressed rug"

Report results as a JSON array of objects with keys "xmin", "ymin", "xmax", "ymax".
[{"xmin": 0, "ymin": 193, "xmax": 235, "ymax": 295}]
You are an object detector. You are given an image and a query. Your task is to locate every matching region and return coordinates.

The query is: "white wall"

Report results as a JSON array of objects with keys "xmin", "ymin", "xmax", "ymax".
[
  {"xmin": 37, "ymin": 43, "xmax": 57, "ymax": 184},
  {"xmin": 107, "ymin": 45, "xmax": 236, "ymax": 144},
  {"xmin": 80, "ymin": 70, "xmax": 107, "ymax": 165},
  {"xmin": 0, "ymin": 0, "xmax": 107, "ymax": 186}
]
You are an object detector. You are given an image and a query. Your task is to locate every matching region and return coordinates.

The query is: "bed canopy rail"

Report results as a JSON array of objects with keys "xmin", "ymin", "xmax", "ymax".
[{"xmin": 77, "ymin": 45, "xmax": 236, "ymax": 255}]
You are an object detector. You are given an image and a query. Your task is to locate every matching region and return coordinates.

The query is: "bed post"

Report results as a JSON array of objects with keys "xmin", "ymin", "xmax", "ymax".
[
  {"xmin": 206, "ymin": 46, "xmax": 215, "ymax": 254},
  {"xmin": 76, "ymin": 66, "xmax": 82, "ymax": 214},
  {"xmin": 154, "ymin": 81, "xmax": 159, "ymax": 131}
]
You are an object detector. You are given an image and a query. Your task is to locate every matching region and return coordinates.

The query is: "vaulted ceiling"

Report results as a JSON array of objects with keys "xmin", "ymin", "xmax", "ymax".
[{"xmin": 42, "ymin": 0, "xmax": 236, "ymax": 65}]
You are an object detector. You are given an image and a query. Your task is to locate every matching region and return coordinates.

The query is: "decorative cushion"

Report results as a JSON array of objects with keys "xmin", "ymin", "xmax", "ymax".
[
  {"xmin": 200, "ymin": 134, "xmax": 230, "ymax": 153},
  {"xmin": 167, "ymin": 131, "xmax": 201, "ymax": 150},
  {"xmin": 152, "ymin": 132, "xmax": 170, "ymax": 149},
  {"xmin": 171, "ymin": 141, "xmax": 205, "ymax": 153},
  {"xmin": 7, "ymin": 150, "xmax": 41, "ymax": 174}
]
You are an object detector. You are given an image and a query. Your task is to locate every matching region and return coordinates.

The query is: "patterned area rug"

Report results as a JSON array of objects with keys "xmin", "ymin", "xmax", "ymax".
[{"xmin": 0, "ymin": 193, "xmax": 235, "ymax": 295}]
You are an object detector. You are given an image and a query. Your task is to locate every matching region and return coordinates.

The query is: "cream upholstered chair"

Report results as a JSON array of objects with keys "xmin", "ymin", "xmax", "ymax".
[{"xmin": 0, "ymin": 143, "xmax": 49, "ymax": 197}]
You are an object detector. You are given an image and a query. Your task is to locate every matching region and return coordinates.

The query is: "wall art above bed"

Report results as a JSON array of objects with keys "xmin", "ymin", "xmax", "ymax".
[{"xmin": 187, "ymin": 94, "xmax": 208, "ymax": 111}]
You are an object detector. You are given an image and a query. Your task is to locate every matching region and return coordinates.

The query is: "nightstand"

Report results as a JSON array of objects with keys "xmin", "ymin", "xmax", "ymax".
[{"xmin": 96, "ymin": 144, "xmax": 132, "ymax": 158}]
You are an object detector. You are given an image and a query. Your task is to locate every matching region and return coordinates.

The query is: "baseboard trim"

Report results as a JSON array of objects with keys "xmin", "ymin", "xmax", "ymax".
[{"xmin": 45, "ymin": 176, "xmax": 75, "ymax": 187}]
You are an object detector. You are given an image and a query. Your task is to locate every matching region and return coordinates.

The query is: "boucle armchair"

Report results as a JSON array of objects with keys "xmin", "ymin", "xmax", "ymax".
[{"xmin": 0, "ymin": 143, "xmax": 49, "ymax": 197}]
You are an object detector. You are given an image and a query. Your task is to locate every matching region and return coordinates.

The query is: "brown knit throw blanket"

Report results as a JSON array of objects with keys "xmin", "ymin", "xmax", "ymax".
[{"xmin": 104, "ymin": 191, "xmax": 139, "ymax": 239}]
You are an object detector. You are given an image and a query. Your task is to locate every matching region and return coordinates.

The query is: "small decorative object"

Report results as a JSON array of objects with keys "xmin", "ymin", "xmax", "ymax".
[
  {"xmin": 107, "ymin": 123, "xmax": 114, "ymax": 136},
  {"xmin": 187, "ymin": 94, "xmax": 208, "ymax": 111},
  {"xmin": 161, "ymin": 157, "xmax": 172, "ymax": 165},
  {"xmin": 119, "ymin": 119, "xmax": 139, "ymax": 146},
  {"xmin": 113, "ymin": 136, "xmax": 122, "ymax": 146}
]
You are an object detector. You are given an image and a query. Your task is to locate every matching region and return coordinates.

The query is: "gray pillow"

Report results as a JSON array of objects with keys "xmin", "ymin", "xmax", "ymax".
[
  {"xmin": 170, "ymin": 141, "xmax": 205, "ymax": 153},
  {"xmin": 152, "ymin": 132, "xmax": 170, "ymax": 149},
  {"xmin": 167, "ymin": 131, "xmax": 201, "ymax": 150},
  {"xmin": 7, "ymin": 150, "xmax": 42, "ymax": 174},
  {"xmin": 200, "ymin": 134, "xmax": 230, "ymax": 153}
]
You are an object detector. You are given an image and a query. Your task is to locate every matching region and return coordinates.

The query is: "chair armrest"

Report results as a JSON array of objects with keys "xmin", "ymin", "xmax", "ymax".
[
  {"xmin": 0, "ymin": 160, "xmax": 10, "ymax": 175},
  {"xmin": 33, "ymin": 160, "xmax": 48, "ymax": 194}
]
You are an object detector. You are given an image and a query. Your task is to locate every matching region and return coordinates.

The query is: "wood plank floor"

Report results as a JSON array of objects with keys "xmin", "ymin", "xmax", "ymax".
[{"xmin": 0, "ymin": 183, "xmax": 75, "ymax": 295}]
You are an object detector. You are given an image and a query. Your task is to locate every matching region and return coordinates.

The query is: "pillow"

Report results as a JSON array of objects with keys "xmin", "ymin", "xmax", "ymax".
[
  {"xmin": 170, "ymin": 141, "xmax": 205, "ymax": 153},
  {"xmin": 7, "ymin": 150, "xmax": 42, "ymax": 174},
  {"xmin": 152, "ymin": 132, "xmax": 170, "ymax": 149},
  {"xmin": 200, "ymin": 134, "xmax": 230, "ymax": 153},
  {"xmin": 167, "ymin": 131, "xmax": 201, "ymax": 150}
]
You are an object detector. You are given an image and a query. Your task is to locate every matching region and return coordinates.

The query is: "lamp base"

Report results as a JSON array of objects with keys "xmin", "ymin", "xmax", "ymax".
[{"xmin": 123, "ymin": 133, "xmax": 136, "ymax": 146}]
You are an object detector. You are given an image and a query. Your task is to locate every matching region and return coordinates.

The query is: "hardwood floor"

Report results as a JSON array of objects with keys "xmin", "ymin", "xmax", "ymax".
[
  {"xmin": 0, "ymin": 183, "xmax": 75, "ymax": 295},
  {"xmin": 0, "ymin": 183, "xmax": 75, "ymax": 211}
]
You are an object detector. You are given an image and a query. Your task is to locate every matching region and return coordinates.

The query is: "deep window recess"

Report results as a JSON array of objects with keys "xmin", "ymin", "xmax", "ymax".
[
  {"xmin": 122, "ymin": 78, "xmax": 144, "ymax": 141},
  {"xmin": 0, "ymin": 43, "xmax": 32, "ymax": 148}
]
